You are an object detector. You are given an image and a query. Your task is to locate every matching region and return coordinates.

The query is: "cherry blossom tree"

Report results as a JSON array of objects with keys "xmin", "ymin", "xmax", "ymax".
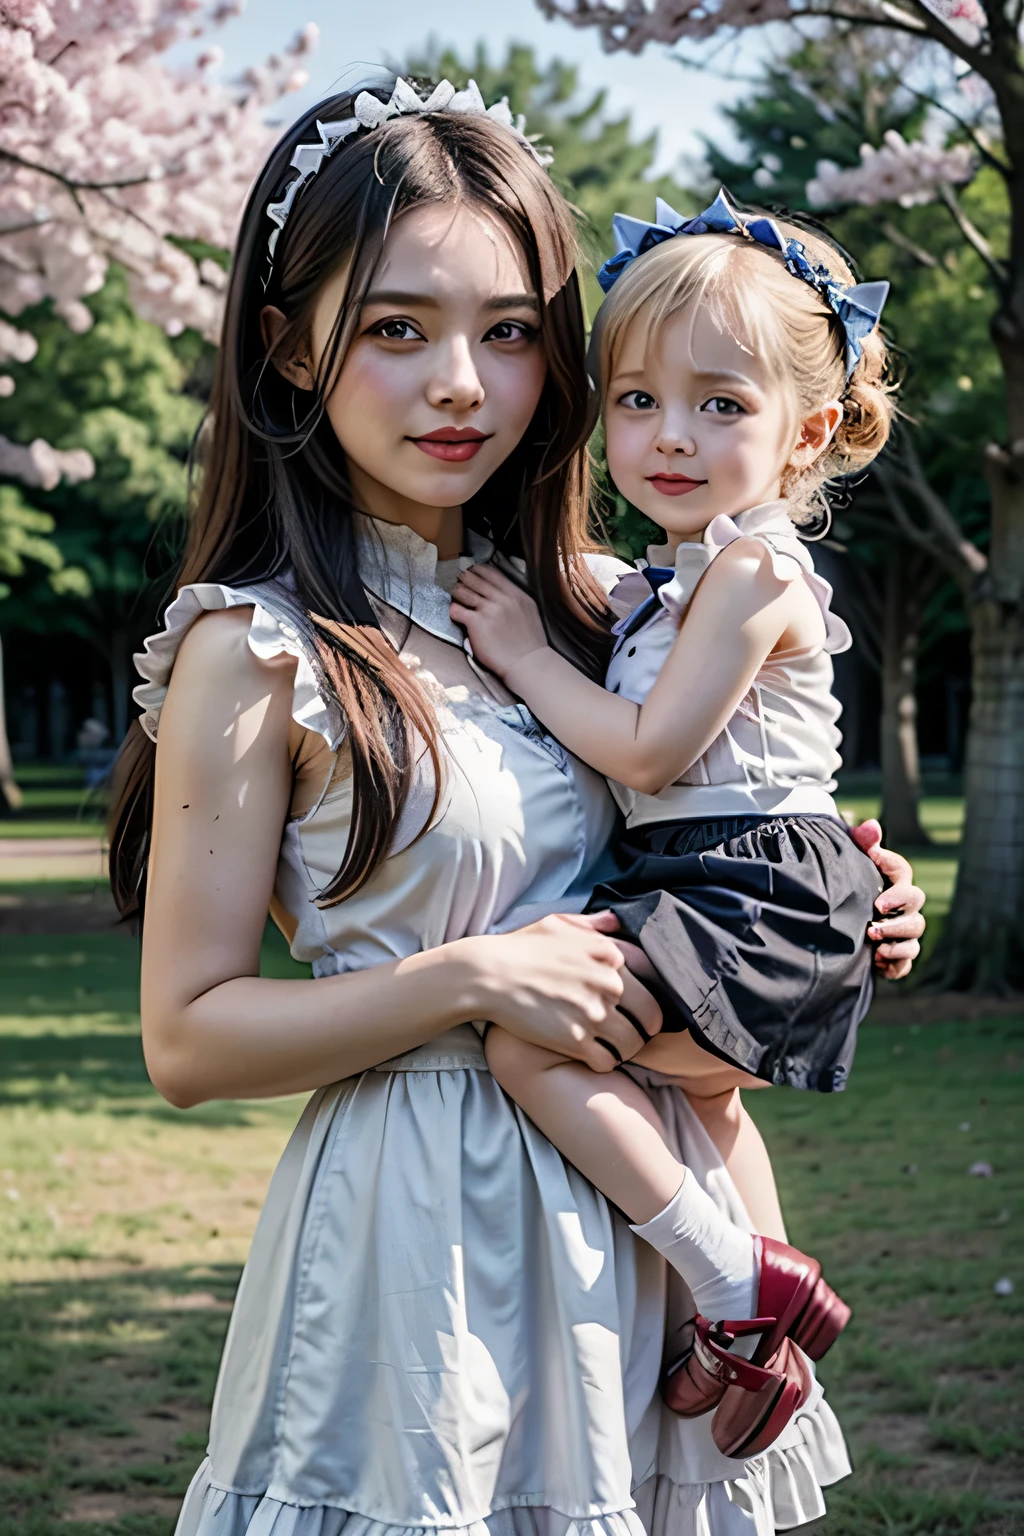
[
  {"xmin": 540, "ymin": 0, "xmax": 1024, "ymax": 993},
  {"xmin": 1, "ymin": 1, "xmax": 316, "ymax": 434},
  {"xmin": 0, "ymin": 0, "xmax": 314, "ymax": 800}
]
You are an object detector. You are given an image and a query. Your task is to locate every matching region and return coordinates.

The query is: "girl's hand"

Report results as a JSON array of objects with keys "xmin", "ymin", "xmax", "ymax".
[
  {"xmin": 467, "ymin": 911, "xmax": 662, "ymax": 1071},
  {"xmin": 450, "ymin": 564, "xmax": 549, "ymax": 680},
  {"xmin": 850, "ymin": 820, "xmax": 926, "ymax": 979}
]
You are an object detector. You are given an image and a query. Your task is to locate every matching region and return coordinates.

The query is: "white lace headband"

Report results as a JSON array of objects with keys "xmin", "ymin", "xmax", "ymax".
[{"xmin": 265, "ymin": 77, "xmax": 552, "ymax": 271}]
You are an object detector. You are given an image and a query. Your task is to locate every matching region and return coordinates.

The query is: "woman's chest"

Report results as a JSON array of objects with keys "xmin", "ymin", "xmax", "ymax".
[{"xmin": 278, "ymin": 617, "xmax": 616, "ymax": 957}]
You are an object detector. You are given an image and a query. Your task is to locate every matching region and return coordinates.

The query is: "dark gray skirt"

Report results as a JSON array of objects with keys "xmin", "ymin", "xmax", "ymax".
[{"xmin": 588, "ymin": 814, "xmax": 883, "ymax": 1093}]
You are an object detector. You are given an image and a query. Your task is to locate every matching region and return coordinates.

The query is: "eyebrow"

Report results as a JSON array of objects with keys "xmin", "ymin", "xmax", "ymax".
[
  {"xmin": 362, "ymin": 289, "xmax": 540, "ymax": 311},
  {"xmin": 610, "ymin": 365, "xmax": 761, "ymax": 391}
]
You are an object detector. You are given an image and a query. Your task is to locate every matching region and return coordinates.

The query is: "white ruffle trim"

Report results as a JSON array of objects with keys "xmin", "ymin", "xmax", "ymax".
[
  {"xmin": 175, "ymin": 1470, "xmax": 648, "ymax": 1536},
  {"xmin": 175, "ymin": 1403, "xmax": 851, "ymax": 1536},
  {"xmin": 132, "ymin": 582, "xmax": 344, "ymax": 750},
  {"xmin": 646, "ymin": 505, "xmax": 852, "ymax": 658},
  {"xmin": 699, "ymin": 509, "xmax": 851, "ymax": 657}
]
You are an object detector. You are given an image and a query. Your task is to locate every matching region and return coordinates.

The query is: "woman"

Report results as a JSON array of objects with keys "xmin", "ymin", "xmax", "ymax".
[{"xmin": 112, "ymin": 79, "xmax": 924, "ymax": 1536}]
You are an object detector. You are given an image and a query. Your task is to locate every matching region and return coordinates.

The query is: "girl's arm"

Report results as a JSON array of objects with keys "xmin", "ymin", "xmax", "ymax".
[
  {"xmin": 141, "ymin": 608, "xmax": 660, "ymax": 1109},
  {"xmin": 451, "ymin": 541, "xmax": 800, "ymax": 795}
]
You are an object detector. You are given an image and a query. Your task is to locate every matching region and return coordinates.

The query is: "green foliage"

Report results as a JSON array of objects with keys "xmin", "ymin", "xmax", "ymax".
[
  {"xmin": 0, "ymin": 266, "xmax": 207, "ymax": 721},
  {"xmin": 0, "ymin": 488, "xmax": 63, "ymax": 600},
  {"xmin": 705, "ymin": 32, "xmax": 1002, "ymax": 535},
  {"xmin": 701, "ymin": 30, "xmax": 1000, "ymax": 687}
]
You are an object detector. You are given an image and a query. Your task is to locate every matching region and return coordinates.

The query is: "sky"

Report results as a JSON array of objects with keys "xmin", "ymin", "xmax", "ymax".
[{"xmin": 207, "ymin": 0, "xmax": 763, "ymax": 177}]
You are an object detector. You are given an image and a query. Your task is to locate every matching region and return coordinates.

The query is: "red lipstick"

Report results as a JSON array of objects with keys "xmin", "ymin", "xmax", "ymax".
[
  {"xmin": 410, "ymin": 427, "xmax": 492, "ymax": 462},
  {"xmin": 646, "ymin": 473, "xmax": 707, "ymax": 497}
]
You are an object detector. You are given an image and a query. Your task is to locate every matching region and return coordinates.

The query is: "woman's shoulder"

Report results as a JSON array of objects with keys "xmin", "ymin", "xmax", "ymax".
[
  {"xmin": 176, "ymin": 606, "xmax": 298, "ymax": 691},
  {"xmin": 133, "ymin": 581, "xmax": 345, "ymax": 750}
]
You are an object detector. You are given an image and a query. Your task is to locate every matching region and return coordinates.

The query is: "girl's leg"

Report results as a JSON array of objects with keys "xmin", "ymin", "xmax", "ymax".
[
  {"xmin": 685, "ymin": 1088, "xmax": 788, "ymax": 1242},
  {"xmin": 486, "ymin": 1028, "xmax": 687, "ymax": 1221},
  {"xmin": 632, "ymin": 1030, "xmax": 788, "ymax": 1241},
  {"xmin": 485, "ymin": 1026, "xmax": 757, "ymax": 1322}
]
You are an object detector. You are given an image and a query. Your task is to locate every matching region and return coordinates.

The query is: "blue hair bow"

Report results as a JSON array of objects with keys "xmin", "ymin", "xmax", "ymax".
[{"xmin": 596, "ymin": 189, "xmax": 888, "ymax": 379}]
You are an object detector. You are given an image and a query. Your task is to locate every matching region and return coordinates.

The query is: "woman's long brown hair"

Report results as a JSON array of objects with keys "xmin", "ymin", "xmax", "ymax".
[{"xmin": 109, "ymin": 86, "xmax": 611, "ymax": 922}]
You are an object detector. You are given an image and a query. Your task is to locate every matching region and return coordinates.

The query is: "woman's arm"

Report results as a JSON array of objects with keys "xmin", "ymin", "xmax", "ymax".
[
  {"xmin": 141, "ymin": 609, "xmax": 660, "ymax": 1109},
  {"xmin": 452, "ymin": 544, "xmax": 800, "ymax": 795}
]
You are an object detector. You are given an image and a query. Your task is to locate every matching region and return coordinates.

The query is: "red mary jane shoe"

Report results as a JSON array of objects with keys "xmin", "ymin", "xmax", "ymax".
[
  {"xmin": 660, "ymin": 1239, "xmax": 850, "ymax": 1456},
  {"xmin": 748, "ymin": 1235, "xmax": 851, "ymax": 1365},
  {"xmin": 661, "ymin": 1315, "xmax": 813, "ymax": 1458}
]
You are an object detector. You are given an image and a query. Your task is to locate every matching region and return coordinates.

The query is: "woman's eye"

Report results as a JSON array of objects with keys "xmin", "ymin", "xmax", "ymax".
[
  {"xmin": 374, "ymin": 319, "xmax": 422, "ymax": 342},
  {"xmin": 701, "ymin": 396, "xmax": 744, "ymax": 415},
  {"xmin": 483, "ymin": 320, "xmax": 538, "ymax": 343},
  {"xmin": 619, "ymin": 390, "xmax": 658, "ymax": 411}
]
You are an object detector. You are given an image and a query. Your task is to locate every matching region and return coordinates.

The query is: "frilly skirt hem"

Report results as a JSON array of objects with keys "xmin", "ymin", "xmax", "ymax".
[{"xmin": 175, "ymin": 1414, "xmax": 850, "ymax": 1536}]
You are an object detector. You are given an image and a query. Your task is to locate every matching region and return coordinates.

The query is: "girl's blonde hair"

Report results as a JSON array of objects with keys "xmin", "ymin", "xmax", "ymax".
[{"xmin": 594, "ymin": 215, "xmax": 894, "ymax": 516}]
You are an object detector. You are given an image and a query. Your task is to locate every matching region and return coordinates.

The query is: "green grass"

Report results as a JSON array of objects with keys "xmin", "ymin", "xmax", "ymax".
[
  {"xmin": 2, "ymin": 766, "xmax": 107, "ymax": 839},
  {"xmin": 749, "ymin": 1019, "xmax": 1023, "ymax": 1532},
  {"xmin": 1, "ymin": 924, "xmax": 1020, "ymax": 1533},
  {"xmin": 3, "ymin": 791, "xmax": 1020, "ymax": 1534}
]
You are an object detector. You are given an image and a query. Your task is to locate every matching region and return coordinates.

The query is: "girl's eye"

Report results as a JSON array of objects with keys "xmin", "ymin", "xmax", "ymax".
[
  {"xmin": 619, "ymin": 390, "xmax": 658, "ymax": 411},
  {"xmin": 373, "ymin": 319, "xmax": 423, "ymax": 342},
  {"xmin": 483, "ymin": 320, "xmax": 538, "ymax": 343},
  {"xmin": 701, "ymin": 396, "xmax": 744, "ymax": 415}
]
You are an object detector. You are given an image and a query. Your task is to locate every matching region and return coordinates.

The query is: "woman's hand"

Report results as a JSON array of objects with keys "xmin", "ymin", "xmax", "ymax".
[
  {"xmin": 850, "ymin": 819, "xmax": 926, "ymax": 979},
  {"xmin": 468, "ymin": 911, "xmax": 663, "ymax": 1071},
  {"xmin": 450, "ymin": 564, "xmax": 549, "ymax": 681}
]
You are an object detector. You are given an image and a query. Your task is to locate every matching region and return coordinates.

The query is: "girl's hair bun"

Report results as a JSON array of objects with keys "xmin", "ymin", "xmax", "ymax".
[{"xmin": 830, "ymin": 322, "xmax": 896, "ymax": 473}]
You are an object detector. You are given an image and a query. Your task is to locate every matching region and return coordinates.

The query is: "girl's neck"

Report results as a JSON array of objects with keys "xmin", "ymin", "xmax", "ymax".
[
  {"xmin": 347, "ymin": 462, "xmax": 463, "ymax": 560},
  {"xmin": 659, "ymin": 493, "xmax": 787, "ymax": 552}
]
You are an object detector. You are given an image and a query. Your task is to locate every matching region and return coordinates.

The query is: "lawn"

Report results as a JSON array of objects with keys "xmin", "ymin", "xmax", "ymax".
[{"xmin": 0, "ymin": 781, "xmax": 1021, "ymax": 1536}]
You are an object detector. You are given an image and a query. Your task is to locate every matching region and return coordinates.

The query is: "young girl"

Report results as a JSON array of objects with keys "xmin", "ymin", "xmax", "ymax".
[{"xmin": 451, "ymin": 191, "xmax": 895, "ymax": 1456}]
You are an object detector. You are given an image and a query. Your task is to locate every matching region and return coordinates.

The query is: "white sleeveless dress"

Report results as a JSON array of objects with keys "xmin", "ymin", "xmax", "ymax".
[{"xmin": 132, "ymin": 513, "xmax": 850, "ymax": 1536}]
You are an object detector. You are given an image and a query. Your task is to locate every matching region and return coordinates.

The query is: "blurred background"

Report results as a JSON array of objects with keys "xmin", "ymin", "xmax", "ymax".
[{"xmin": 0, "ymin": 2, "xmax": 1020, "ymax": 1532}]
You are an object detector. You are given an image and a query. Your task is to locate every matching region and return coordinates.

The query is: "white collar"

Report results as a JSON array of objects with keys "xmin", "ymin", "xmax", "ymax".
[{"xmin": 353, "ymin": 512, "xmax": 495, "ymax": 647}]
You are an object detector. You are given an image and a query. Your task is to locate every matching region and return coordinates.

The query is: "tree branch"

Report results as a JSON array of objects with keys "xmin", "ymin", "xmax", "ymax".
[
  {"xmin": 875, "ymin": 438, "xmax": 988, "ymax": 588},
  {"xmin": 0, "ymin": 147, "xmax": 159, "ymax": 196},
  {"xmin": 889, "ymin": 0, "xmax": 990, "ymax": 71},
  {"xmin": 882, "ymin": 219, "xmax": 939, "ymax": 266},
  {"xmin": 901, "ymin": 83, "xmax": 1009, "ymax": 178},
  {"xmin": 937, "ymin": 179, "xmax": 1008, "ymax": 291}
]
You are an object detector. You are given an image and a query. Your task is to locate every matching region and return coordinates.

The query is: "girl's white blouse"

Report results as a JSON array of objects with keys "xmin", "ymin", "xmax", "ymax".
[
  {"xmin": 605, "ymin": 502, "xmax": 851, "ymax": 828},
  {"xmin": 132, "ymin": 513, "xmax": 849, "ymax": 1536}
]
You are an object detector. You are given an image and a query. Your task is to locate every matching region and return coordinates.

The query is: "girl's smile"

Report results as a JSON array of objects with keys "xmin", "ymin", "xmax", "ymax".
[{"xmin": 646, "ymin": 472, "xmax": 708, "ymax": 497}]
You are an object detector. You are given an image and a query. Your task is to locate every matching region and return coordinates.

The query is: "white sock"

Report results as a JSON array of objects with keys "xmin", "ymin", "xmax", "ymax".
[{"xmin": 630, "ymin": 1171, "xmax": 757, "ymax": 1325}]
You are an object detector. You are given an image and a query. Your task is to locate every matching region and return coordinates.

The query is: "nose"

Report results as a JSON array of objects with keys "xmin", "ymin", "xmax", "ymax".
[
  {"xmin": 427, "ymin": 333, "xmax": 484, "ymax": 414},
  {"xmin": 656, "ymin": 410, "xmax": 696, "ymax": 457}
]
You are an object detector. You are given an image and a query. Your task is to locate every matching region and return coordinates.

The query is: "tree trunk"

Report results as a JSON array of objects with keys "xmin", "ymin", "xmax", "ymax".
[
  {"xmin": 926, "ymin": 590, "xmax": 1024, "ymax": 991},
  {"xmin": 879, "ymin": 548, "xmax": 930, "ymax": 846},
  {"xmin": 0, "ymin": 629, "xmax": 24, "ymax": 813},
  {"xmin": 925, "ymin": 404, "xmax": 1024, "ymax": 991}
]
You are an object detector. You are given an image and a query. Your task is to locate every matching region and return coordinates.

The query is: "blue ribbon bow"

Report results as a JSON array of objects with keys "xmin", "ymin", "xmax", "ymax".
[{"xmin": 596, "ymin": 189, "xmax": 888, "ymax": 378}]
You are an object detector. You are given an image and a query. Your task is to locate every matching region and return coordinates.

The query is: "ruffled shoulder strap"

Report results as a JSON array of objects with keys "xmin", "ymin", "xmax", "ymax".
[
  {"xmin": 581, "ymin": 549, "xmax": 632, "ymax": 596},
  {"xmin": 132, "ymin": 578, "xmax": 345, "ymax": 748},
  {"xmin": 705, "ymin": 505, "xmax": 853, "ymax": 656}
]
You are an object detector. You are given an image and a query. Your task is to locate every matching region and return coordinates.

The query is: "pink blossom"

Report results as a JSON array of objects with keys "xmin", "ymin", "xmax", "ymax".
[
  {"xmin": 0, "ymin": 436, "xmax": 95, "ymax": 491},
  {"xmin": 807, "ymin": 130, "xmax": 974, "ymax": 208},
  {"xmin": 0, "ymin": 0, "xmax": 316, "ymax": 486},
  {"xmin": 536, "ymin": 0, "xmax": 794, "ymax": 50}
]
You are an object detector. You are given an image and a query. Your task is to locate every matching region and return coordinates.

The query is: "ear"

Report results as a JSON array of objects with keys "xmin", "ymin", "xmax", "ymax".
[
  {"xmin": 260, "ymin": 305, "xmax": 315, "ymax": 391},
  {"xmin": 789, "ymin": 400, "xmax": 843, "ymax": 470}
]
